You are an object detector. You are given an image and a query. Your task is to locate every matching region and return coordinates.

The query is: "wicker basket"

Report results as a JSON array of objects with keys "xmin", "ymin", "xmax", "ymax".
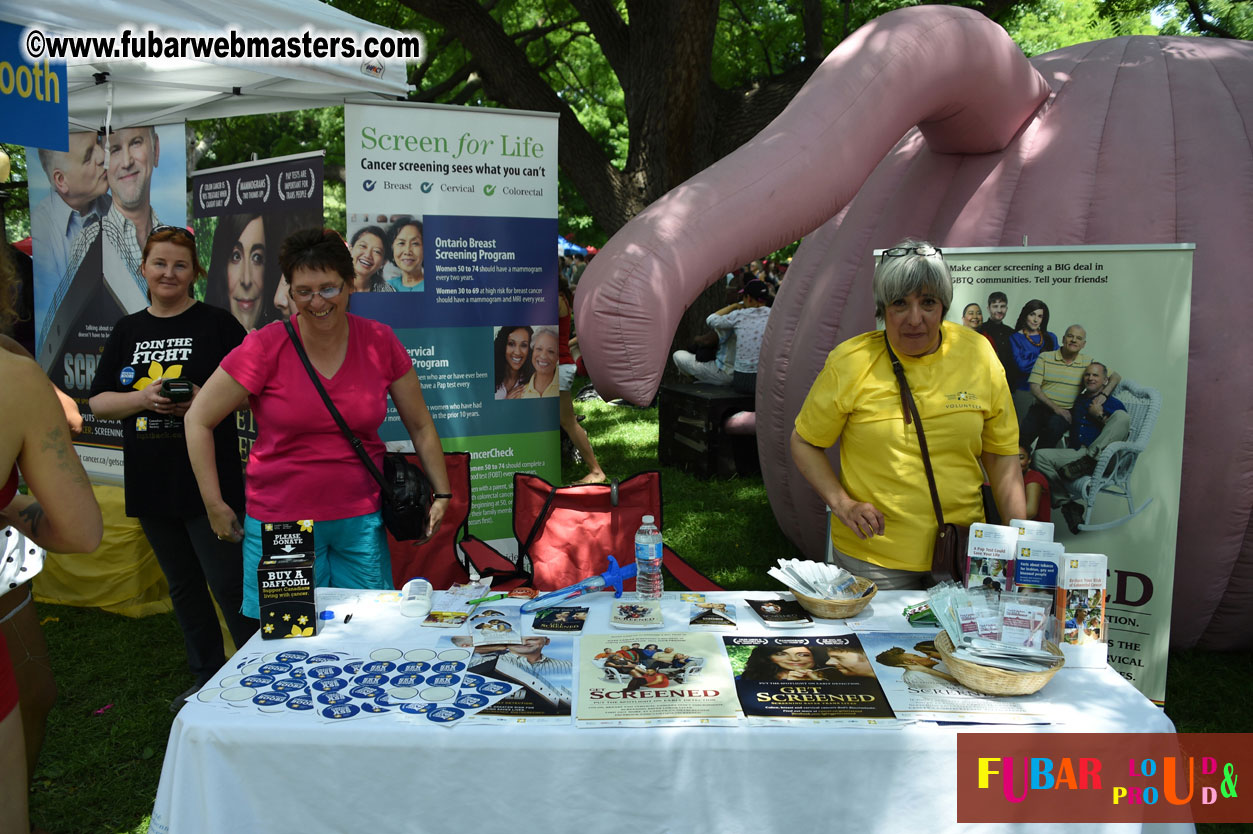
[
  {"xmin": 935, "ymin": 631, "xmax": 1064, "ymax": 696},
  {"xmin": 791, "ymin": 577, "xmax": 877, "ymax": 619}
]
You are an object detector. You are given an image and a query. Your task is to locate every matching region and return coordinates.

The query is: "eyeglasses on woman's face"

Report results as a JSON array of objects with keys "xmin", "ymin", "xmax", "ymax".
[
  {"xmin": 880, "ymin": 244, "xmax": 941, "ymax": 263},
  {"xmin": 289, "ymin": 284, "xmax": 345, "ymax": 302}
]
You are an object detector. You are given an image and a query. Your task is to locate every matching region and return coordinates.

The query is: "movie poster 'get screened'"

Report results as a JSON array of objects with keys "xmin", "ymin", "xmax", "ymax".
[{"xmin": 344, "ymin": 102, "xmax": 560, "ymax": 549}]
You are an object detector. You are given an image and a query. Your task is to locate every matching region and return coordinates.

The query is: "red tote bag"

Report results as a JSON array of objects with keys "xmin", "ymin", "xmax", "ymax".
[{"xmin": 511, "ymin": 472, "xmax": 722, "ymax": 593}]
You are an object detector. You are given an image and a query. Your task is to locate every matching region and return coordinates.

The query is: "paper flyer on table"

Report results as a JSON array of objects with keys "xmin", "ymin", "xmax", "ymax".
[
  {"xmin": 577, "ymin": 632, "xmax": 740, "ymax": 727},
  {"xmin": 722, "ymin": 635, "xmax": 896, "ymax": 727},
  {"xmin": 857, "ymin": 631, "xmax": 1055, "ymax": 724},
  {"xmin": 444, "ymin": 634, "xmax": 575, "ymax": 724}
]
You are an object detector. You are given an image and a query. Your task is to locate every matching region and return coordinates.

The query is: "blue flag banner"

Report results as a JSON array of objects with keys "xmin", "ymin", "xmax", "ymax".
[{"xmin": 0, "ymin": 21, "xmax": 67, "ymax": 150}]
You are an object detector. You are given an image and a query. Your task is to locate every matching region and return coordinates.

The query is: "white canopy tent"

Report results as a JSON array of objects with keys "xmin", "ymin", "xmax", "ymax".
[{"xmin": 1, "ymin": 0, "xmax": 415, "ymax": 129}]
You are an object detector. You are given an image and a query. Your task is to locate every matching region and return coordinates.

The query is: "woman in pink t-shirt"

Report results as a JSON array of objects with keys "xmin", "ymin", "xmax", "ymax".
[{"xmin": 186, "ymin": 228, "xmax": 451, "ymax": 617}]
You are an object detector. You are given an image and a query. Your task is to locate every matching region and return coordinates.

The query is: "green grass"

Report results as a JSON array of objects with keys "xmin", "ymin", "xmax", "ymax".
[
  {"xmin": 30, "ymin": 604, "xmax": 189, "ymax": 834},
  {"xmin": 23, "ymin": 387, "xmax": 1251, "ymax": 832}
]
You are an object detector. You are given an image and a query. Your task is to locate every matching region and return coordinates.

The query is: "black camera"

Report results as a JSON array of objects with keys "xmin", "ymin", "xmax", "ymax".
[{"xmin": 160, "ymin": 378, "xmax": 194, "ymax": 403}]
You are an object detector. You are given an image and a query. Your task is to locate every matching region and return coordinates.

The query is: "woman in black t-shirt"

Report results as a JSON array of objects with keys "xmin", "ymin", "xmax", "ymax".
[{"xmin": 89, "ymin": 226, "xmax": 256, "ymax": 711}]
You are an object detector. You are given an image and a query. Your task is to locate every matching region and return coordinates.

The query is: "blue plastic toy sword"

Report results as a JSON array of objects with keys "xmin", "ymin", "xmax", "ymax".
[{"xmin": 518, "ymin": 555, "xmax": 637, "ymax": 613}]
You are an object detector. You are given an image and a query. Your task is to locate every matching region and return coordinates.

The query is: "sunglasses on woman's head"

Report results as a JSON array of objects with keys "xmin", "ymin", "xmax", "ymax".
[
  {"xmin": 880, "ymin": 244, "xmax": 941, "ymax": 262},
  {"xmin": 151, "ymin": 224, "xmax": 194, "ymax": 240}
]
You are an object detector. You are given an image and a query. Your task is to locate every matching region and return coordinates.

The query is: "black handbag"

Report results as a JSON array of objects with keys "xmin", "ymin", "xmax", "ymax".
[
  {"xmin": 883, "ymin": 339, "xmax": 968, "ymax": 586},
  {"xmin": 284, "ymin": 320, "xmax": 433, "ymax": 541}
]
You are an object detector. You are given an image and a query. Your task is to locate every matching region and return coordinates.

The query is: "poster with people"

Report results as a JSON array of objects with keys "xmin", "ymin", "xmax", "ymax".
[
  {"xmin": 944, "ymin": 244, "xmax": 1192, "ymax": 704},
  {"xmin": 723, "ymin": 635, "xmax": 895, "ymax": 725},
  {"xmin": 344, "ymin": 103, "xmax": 560, "ymax": 551},
  {"xmin": 190, "ymin": 152, "xmax": 324, "ymax": 469},
  {"xmin": 577, "ymin": 633, "xmax": 740, "ymax": 727},
  {"xmin": 27, "ymin": 123, "xmax": 187, "ymax": 480},
  {"xmin": 446, "ymin": 633, "xmax": 574, "ymax": 724}
]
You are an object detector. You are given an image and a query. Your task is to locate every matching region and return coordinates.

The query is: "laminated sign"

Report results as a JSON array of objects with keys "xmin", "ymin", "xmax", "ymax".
[{"xmin": 259, "ymin": 520, "xmax": 317, "ymax": 639}]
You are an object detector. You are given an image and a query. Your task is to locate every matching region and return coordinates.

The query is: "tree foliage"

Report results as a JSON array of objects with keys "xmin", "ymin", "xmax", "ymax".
[
  {"xmin": 332, "ymin": 0, "xmax": 1243, "ymax": 244},
  {"xmin": 1151, "ymin": 0, "xmax": 1253, "ymax": 39},
  {"xmin": 1003, "ymin": 0, "xmax": 1157, "ymax": 56},
  {"xmin": 0, "ymin": 144, "xmax": 30, "ymax": 242}
]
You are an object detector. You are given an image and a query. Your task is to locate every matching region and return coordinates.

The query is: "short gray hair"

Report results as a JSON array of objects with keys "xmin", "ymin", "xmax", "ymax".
[{"xmin": 872, "ymin": 239, "xmax": 953, "ymax": 320}]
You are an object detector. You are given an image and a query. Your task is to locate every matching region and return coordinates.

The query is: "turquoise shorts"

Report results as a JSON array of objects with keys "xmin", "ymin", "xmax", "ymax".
[{"xmin": 241, "ymin": 512, "xmax": 391, "ymax": 618}]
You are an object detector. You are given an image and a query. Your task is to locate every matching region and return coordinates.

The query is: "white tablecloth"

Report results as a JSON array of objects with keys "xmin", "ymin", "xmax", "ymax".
[{"xmin": 151, "ymin": 589, "xmax": 1190, "ymax": 834}]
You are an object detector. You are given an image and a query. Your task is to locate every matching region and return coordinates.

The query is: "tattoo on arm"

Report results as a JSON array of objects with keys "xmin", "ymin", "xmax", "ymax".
[
  {"xmin": 40, "ymin": 424, "xmax": 89, "ymax": 485},
  {"xmin": 18, "ymin": 501, "xmax": 44, "ymax": 537}
]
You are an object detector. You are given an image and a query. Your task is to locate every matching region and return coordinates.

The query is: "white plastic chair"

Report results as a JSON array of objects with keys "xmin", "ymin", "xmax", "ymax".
[{"xmin": 1071, "ymin": 379, "xmax": 1161, "ymax": 531}]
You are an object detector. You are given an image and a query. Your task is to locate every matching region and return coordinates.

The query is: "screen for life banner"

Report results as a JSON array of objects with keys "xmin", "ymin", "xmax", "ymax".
[
  {"xmin": 945, "ymin": 244, "xmax": 1192, "ymax": 704},
  {"xmin": 345, "ymin": 103, "xmax": 560, "ymax": 548},
  {"xmin": 191, "ymin": 151, "xmax": 324, "ymax": 470},
  {"xmin": 28, "ymin": 123, "xmax": 187, "ymax": 481}
]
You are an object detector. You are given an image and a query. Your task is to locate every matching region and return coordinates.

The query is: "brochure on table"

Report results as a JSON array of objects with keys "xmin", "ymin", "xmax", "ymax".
[
  {"xmin": 857, "ymin": 631, "xmax": 1057, "ymax": 724},
  {"xmin": 443, "ymin": 633, "xmax": 575, "ymax": 725}
]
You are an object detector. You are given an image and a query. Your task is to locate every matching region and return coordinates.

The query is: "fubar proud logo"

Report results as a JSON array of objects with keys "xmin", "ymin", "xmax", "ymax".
[{"xmin": 957, "ymin": 733, "xmax": 1249, "ymax": 824}]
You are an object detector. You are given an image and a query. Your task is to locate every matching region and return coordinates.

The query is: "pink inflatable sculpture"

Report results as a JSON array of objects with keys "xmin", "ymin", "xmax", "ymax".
[{"xmin": 575, "ymin": 6, "xmax": 1253, "ymax": 649}]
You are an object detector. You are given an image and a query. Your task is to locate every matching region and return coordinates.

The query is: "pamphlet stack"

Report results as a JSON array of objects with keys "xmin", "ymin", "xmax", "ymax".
[{"xmin": 1056, "ymin": 553, "xmax": 1109, "ymax": 667}]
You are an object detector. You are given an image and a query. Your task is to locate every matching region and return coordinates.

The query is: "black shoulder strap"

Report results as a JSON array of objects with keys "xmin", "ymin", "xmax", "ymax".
[
  {"xmin": 283, "ymin": 319, "xmax": 393, "ymax": 501},
  {"xmin": 517, "ymin": 476, "xmax": 621, "ymax": 559},
  {"xmin": 883, "ymin": 338, "xmax": 945, "ymax": 527},
  {"xmin": 518, "ymin": 484, "xmax": 560, "ymax": 559}
]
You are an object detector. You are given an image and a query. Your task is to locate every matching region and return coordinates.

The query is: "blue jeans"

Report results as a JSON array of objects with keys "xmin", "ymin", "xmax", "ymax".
[
  {"xmin": 241, "ymin": 512, "xmax": 391, "ymax": 618},
  {"xmin": 1019, "ymin": 402, "xmax": 1070, "ymax": 451}
]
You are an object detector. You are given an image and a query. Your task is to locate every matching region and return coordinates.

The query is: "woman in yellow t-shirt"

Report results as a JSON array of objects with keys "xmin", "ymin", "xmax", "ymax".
[{"xmin": 789, "ymin": 240, "xmax": 1025, "ymax": 590}]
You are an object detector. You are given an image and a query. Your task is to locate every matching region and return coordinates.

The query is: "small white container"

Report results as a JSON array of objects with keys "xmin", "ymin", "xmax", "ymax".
[{"xmin": 399, "ymin": 577, "xmax": 433, "ymax": 618}]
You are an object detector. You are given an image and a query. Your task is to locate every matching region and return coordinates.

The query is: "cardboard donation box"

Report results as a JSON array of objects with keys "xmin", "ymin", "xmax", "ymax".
[{"xmin": 259, "ymin": 520, "xmax": 317, "ymax": 639}]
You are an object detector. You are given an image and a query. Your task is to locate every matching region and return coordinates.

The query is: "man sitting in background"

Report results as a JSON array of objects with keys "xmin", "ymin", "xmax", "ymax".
[
  {"xmin": 1020, "ymin": 324, "xmax": 1119, "ymax": 450},
  {"xmin": 672, "ymin": 327, "xmax": 736, "ymax": 386},
  {"xmin": 1034, "ymin": 362, "xmax": 1131, "ymax": 533}
]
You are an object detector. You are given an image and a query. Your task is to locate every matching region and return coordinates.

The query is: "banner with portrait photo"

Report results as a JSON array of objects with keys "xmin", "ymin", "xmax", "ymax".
[
  {"xmin": 945, "ymin": 244, "xmax": 1192, "ymax": 704},
  {"xmin": 191, "ymin": 151, "xmax": 324, "ymax": 470},
  {"xmin": 28, "ymin": 123, "xmax": 187, "ymax": 481},
  {"xmin": 344, "ymin": 102, "xmax": 560, "ymax": 550}
]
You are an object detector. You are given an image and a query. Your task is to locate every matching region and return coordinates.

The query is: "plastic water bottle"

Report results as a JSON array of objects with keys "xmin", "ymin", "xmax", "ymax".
[{"xmin": 634, "ymin": 515, "xmax": 664, "ymax": 599}]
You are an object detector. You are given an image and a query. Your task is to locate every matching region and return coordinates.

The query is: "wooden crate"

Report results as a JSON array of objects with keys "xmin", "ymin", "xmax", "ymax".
[{"xmin": 658, "ymin": 383, "xmax": 759, "ymax": 479}]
